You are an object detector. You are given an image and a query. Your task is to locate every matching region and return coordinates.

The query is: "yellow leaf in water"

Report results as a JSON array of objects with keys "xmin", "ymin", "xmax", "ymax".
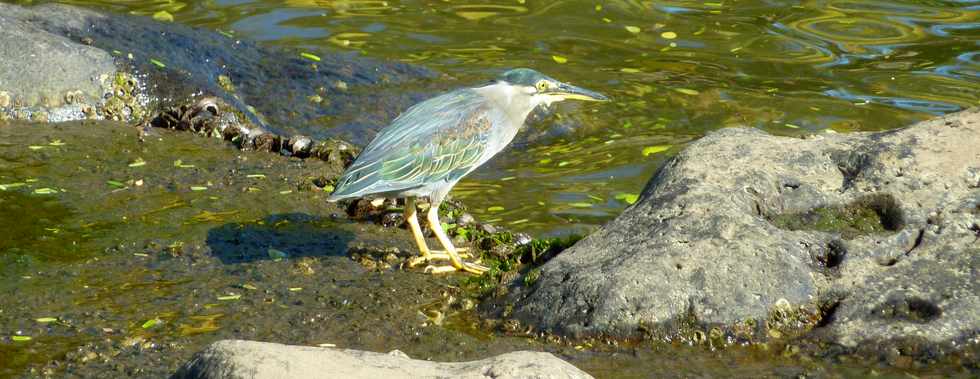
[
  {"xmin": 569, "ymin": 202, "xmax": 593, "ymax": 208},
  {"xmin": 615, "ymin": 193, "xmax": 640, "ymax": 205},
  {"xmin": 300, "ymin": 52, "xmax": 321, "ymax": 62},
  {"xmin": 620, "ymin": 68, "xmax": 641, "ymax": 73},
  {"xmin": 674, "ymin": 88, "xmax": 700, "ymax": 96},
  {"xmin": 152, "ymin": 10, "xmax": 174, "ymax": 22},
  {"xmin": 487, "ymin": 206, "xmax": 505, "ymax": 212},
  {"xmin": 552, "ymin": 55, "xmax": 568, "ymax": 64},
  {"xmin": 35, "ymin": 317, "xmax": 58, "ymax": 323},
  {"xmin": 217, "ymin": 294, "xmax": 241, "ymax": 301},
  {"xmin": 11, "ymin": 336, "xmax": 31, "ymax": 342},
  {"xmin": 642, "ymin": 145, "xmax": 672, "ymax": 156},
  {"xmin": 625, "ymin": 25, "xmax": 641, "ymax": 34},
  {"xmin": 142, "ymin": 318, "xmax": 161, "ymax": 329},
  {"xmin": 661, "ymin": 31, "xmax": 678, "ymax": 39}
]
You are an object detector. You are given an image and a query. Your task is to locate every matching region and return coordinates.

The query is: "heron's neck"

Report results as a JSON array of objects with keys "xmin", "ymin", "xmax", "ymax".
[{"xmin": 473, "ymin": 83, "xmax": 536, "ymax": 123}]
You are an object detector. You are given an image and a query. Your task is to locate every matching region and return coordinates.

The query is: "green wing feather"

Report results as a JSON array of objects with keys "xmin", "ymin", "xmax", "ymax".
[{"xmin": 329, "ymin": 88, "xmax": 498, "ymax": 200}]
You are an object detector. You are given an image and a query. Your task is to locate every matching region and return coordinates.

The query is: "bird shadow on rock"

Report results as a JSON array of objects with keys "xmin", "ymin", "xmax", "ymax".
[{"xmin": 206, "ymin": 213, "xmax": 354, "ymax": 264}]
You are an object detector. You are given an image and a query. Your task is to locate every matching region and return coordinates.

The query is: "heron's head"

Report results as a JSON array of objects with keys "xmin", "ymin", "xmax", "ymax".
[{"xmin": 495, "ymin": 68, "xmax": 609, "ymax": 108}]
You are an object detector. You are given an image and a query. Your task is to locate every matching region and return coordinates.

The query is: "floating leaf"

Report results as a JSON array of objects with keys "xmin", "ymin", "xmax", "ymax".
[
  {"xmin": 33, "ymin": 188, "xmax": 57, "ymax": 195},
  {"xmin": 149, "ymin": 58, "xmax": 166, "ymax": 68},
  {"xmin": 106, "ymin": 180, "xmax": 126, "ymax": 188},
  {"xmin": 279, "ymin": 190, "xmax": 293, "ymax": 195},
  {"xmin": 569, "ymin": 202, "xmax": 593, "ymax": 208},
  {"xmin": 674, "ymin": 88, "xmax": 700, "ymax": 96},
  {"xmin": 142, "ymin": 318, "xmax": 161, "ymax": 329},
  {"xmin": 301, "ymin": 52, "xmax": 321, "ymax": 62},
  {"xmin": 28, "ymin": 145, "xmax": 45, "ymax": 150},
  {"xmin": 173, "ymin": 159, "xmax": 196, "ymax": 168},
  {"xmin": 538, "ymin": 158, "xmax": 552, "ymax": 164},
  {"xmin": 11, "ymin": 336, "xmax": 31, "ymax": 342},
  {"xmin": 642, "ymin": 145, "xmax": 672, "ymax": 156},
  {"xmin": 620, "ymin": 68, "xmax": 641, "ymax": 73},
  {"xmin": 128, "ymin": 158, "xmax": 146, "ymax": 167},
  {"xmin": 625, "ymin": 25, "xmax": 641, "ymax": 34},
  {"xmin": 509, "ymin": 219, "xmax": 529, "ymax": 225},
  {"xmin": 48, "ymin": 140, "xmax": 65, "ymax": 146},
  {"xmin": 0, "ymin": 182, "xmax": 26, "ymax": 191},
  {"xmin": 785, "ymin": 123, "xmax": 800, "ymax": 129},
  {"xmin": 552, "ymin": 55, "xmax": 568, "ymax": 64},
  {"xmin": 288, "ymin": 287, "xmax": 303, "ymax": 292},
  {"xmin": 242, "ymin": 283, "xmax": 258, "ymax": 291},
  {"xmin": 615, "ymin": 193, "xmax": 640, "ymax": 205},
  {"xmin": 246, "ymin": 174, "xmax": 266, "ymax": 179},
  {"xmin": 190, "ymin": 186, "xmax": 208, "ymax": 191},
  {"xmin": 35, "ymin": 317, "xmax": 58, "ymax": 323},
  {"xmin": 152, "ymin": 10, "xmax": 174, "ymax": 22},
  {"xmin": 487, "ymin": 206, "xmax": 505, "ymax": 212},
  {"xmin": 661, "ymin": 31, "xmax": 678, "ymax": 39},
  {"xmin": 217, "ymin": 294, "xmax": 241, "ymax": 301}
]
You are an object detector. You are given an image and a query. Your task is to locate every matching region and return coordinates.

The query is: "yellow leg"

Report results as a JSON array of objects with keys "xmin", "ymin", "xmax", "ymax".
[
  {"xmin": 404, "ymin": 198, "xmax": 433, "ymax": 263},
  {"xmin": 404, "ymin": 198, "xmax": 471, "ymax": 267},
  {"xmin": 424, "ymin": 205, "xmax": 488, "ymax": 275}
]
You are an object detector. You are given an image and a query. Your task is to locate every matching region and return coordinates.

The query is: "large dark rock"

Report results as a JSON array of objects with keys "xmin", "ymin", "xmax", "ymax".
[
  {"xmin": 507, "ymin": 108, "xmax": 979, "ymax": 359},
  {"xmin": 0, "ymin": 3, "xmax": 436, "ymax": 142},
  {"xmin": 173, "ymin": 340, "xmax": 594, "ymax": 379}
]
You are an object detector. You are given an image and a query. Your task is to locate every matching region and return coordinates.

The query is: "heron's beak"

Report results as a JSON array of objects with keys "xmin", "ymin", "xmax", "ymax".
[{"xmin": 552, "ymin": 82, "xmax": 610, "ymax": 102}]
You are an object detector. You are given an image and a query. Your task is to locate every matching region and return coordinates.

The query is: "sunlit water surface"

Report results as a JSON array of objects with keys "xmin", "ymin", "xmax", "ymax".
[{"xmin": 44, "ymin": 0, "xmax": 980, "ymax": 236}]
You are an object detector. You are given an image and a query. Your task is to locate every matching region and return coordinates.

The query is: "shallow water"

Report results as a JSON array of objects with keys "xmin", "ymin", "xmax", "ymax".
[{"xmin": 41, "ymin": 0, "xmax": 980, "ymax": 237}]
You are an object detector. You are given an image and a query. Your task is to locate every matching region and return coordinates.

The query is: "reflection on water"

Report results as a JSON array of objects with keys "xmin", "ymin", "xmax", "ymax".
[{"xmin": 51, "ymin": 0, "xmax": 980, "ymax": 235}]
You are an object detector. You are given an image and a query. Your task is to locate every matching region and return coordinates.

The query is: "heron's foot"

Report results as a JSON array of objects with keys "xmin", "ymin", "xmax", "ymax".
[
  {"xmin": 406, "ymin": 248, "xmax": 472, "ymax": 267},
  {"xmin": 424, "ymin": 261, "xmax": 489, "ymax": 275}
]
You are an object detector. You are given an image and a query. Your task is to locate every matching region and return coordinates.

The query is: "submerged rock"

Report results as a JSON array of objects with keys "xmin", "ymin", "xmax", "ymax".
[
  {"xmin": 174, "ymin": 340, "xmax": 593, "ymax": 379},
  {"xmin": 506, "ymin": 108, "xmax": 980, "ymax": 360}
]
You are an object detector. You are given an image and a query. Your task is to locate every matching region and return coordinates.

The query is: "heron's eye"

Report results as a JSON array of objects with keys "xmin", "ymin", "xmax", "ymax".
[{"xmin": 535, "ymin": 80, "xmax": 549, "ymax": 92}]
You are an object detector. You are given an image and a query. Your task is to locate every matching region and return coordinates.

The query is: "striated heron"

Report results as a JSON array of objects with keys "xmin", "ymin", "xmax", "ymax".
[{"xmin": 328, "ymin": 68, "xmax": 609, "ymax": 274}]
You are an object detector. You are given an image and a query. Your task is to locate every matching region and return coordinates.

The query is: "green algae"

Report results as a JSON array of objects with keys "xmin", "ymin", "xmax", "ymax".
[{"xmin": 769, "ymin": 198, "xmax": 898, "ymax": 239}]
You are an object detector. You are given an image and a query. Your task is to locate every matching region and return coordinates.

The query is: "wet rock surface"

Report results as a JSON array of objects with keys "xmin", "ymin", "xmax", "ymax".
[
  {"xmin": 0, "ymin": 5, "xmax": 117, "ymax": 122},
  {"xmin": 0, "ymin": 3, "xmax": 437, "ymax": 142},
  {"xmin": 174, "ymin": 340, "xmax": 593, "ymax": 379},
  {"xmin": 507, "ymin": 108, "xmax": 980, "ymax": 361}
]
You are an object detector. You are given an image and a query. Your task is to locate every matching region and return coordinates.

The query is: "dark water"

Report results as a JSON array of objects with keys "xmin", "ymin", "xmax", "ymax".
[{"xmin": 29, "ymin": 0, "xmax": 980, "ymax": 237}]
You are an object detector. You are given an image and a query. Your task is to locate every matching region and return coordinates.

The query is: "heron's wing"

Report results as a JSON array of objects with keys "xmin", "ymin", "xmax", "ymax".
[{"xmin": 330, "ymin": 89, "xmax": 499, "ymax": 199}]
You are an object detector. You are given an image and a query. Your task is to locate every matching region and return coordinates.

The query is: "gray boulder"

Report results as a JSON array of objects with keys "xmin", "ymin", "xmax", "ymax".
[
  {"xmin": 0, "ymin": 5, "xmax": 117, "ymax": 121},
  {"xmin": 508, "ymin": 108, "xmax": 979, "ymax": 357},
  {"xmin": 173, "ymin": 340, "xmax": 593, "ymax": 379}
]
